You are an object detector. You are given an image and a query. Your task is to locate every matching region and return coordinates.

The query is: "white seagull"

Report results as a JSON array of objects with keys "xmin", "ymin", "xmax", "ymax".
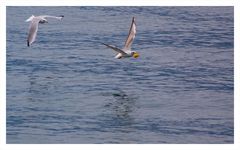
[
  {"xmin": 25, "ymin": 15, "xmax": 64, "ymax": 47},
  {"xmin": 102, "ymin": 17, "xmax": 139, "ymax": 59}
]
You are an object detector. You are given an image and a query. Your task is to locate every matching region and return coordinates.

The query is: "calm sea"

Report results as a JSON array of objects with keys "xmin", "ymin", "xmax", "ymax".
[{"xmin": 7, "ymin": 6, "xmax": 233, "ymax": 144}]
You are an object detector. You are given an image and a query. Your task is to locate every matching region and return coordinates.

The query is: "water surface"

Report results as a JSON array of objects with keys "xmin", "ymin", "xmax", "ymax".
[{"xmin": 7, "ymin": 6, "xmax": 233, "ymax": 144}]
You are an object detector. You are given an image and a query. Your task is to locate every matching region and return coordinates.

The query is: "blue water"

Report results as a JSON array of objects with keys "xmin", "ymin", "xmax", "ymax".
[{"xmin": 6, "ymin": 7, "xmax": 233, "ymax": 144}]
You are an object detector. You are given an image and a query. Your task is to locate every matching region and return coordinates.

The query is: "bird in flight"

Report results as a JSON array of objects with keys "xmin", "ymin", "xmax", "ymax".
[
  {"xmin": 102, "ymin": 17, "xmax": 139, "ymax": 59},
  {"xmin": 25, "ymin": 15, "xmax": 64, "ymax": 47}
]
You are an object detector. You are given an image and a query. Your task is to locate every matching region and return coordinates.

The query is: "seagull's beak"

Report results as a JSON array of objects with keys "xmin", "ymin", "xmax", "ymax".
[{"xmin": 133, "ymin": 52, "xmax": 139, "ymax": 58}]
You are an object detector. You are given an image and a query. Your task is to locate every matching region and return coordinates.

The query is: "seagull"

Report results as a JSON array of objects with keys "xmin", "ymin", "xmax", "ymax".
[
  {"xmin": 102, "ymin": 17, "xmax": 139, "ymax": 59},
  {"xmin": 25, "ymin": 15, "xmax": 64, "ymax": 47}
]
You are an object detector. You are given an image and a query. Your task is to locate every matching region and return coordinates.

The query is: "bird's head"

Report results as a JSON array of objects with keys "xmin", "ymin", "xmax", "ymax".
[
  {"xmin": 39, "ymin": 17, "xmax": 48, "ymax": 24},
  {"xmin": 132, "ymin": 51, "xmax": 139, "ymax": 58},
  {"xmin": 39, "ymin": 19, "xmax": 48, "ymax": 24}
]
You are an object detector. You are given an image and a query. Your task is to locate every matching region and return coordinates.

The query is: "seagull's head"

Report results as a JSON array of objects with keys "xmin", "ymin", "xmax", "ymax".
[
  {"xmin": 132, "ymin": 51, "xmax": 139, "ymax": 58},
  {"xmin": 39, "ymin": 19, "xmax": 48, "ymax": 24}
]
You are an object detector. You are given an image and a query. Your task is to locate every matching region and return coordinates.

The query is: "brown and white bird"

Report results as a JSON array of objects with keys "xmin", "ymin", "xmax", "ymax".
[
  {"xmin": 102, "ymin": 17, "xmax": 139, "ymax": 59},
  {"xmin": 25, "ymin": 15, "xmax": 64, "ymax": 47}
]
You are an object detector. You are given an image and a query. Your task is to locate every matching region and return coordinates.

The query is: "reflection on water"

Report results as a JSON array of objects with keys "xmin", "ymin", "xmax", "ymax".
[
  {"xmin": 28, "ymin": 68, "xmax": 56, "ymax": 102},
  {"xmin": 110, "ymin": 90, "xmax": 136, "ymax": 118},
  {"xmin": 100, "ymin": 90, "xmax": 138, "ymax": 143},
  {"xmin": 103, "ymin": 90, "xmax": 137, "ymax": 125}
]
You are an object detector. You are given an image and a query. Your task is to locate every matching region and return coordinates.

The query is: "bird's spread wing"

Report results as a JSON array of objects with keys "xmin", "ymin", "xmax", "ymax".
[
  {"xmin": 102, "ymin": 43, "xmax": 127, "ymax": 54},
  {"xmin": 27, "ymin": 19, "xmax": 40, "ymax": 46},
  {"xmin": 25, "ymin": 15, "xmax": 35, "ymax": 22},
  {"xmin": 41, "ymin": 15, "xmax": 64, "ymax": 20},
  {"xmin": 124, "ymin": 17, "xmax": 136, "ymax": 51}
]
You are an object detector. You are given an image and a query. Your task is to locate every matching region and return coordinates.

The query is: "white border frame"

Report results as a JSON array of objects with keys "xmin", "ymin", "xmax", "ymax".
[{"xmin": 0, "ymin": 0, "xmax": 239, "ymax": 150}]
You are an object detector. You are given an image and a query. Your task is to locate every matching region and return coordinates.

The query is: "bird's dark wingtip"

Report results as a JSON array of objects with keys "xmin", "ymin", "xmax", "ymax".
[
  {"xmin": 101, "ymin": 42, "xmax": 107, "ymax": 46},
  {"xmin": 132, "ymin": 17, "xmax": 136, "ymax": 25},
  {"xmin": 27, "ymin": 41, "xmax": 30, "ymax": 47}
]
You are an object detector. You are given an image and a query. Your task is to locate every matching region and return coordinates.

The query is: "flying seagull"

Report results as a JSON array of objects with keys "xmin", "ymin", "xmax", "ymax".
[
  {"xmin": 102, "ymin": 17, "xmax": 139, "ymax": 59},
  {"xmin": 25, "ymin": 15, "xmax": 64, "ymax": 47}
]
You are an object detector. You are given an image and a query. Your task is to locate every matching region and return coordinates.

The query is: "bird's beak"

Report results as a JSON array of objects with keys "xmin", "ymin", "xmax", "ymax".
[{"xmin": 133, "ymin": 52, "xmax": 139, "ymax": 58}]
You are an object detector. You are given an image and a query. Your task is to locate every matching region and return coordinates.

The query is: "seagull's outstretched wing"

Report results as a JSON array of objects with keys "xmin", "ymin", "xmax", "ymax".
[
  {"xmin": 41, "ymin": 15, "xmax": 64, "ymax": 20},
  {"xmin": 25, "ymin": 15, "xmax": 35, "ymax": 22},
  {"xmin": 27, "ymin": 18, "xmax": 41, "ymax": 47},
  {"xmin": 124, "ymin": 17, "xmax": 136, "ymax": 50},
  {"xmin": 102, "ymin": 43, "xmax": 127, "ymax": 54}
]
